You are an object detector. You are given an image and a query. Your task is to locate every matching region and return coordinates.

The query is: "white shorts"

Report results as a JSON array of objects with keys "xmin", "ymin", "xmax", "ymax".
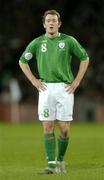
[{"xmin": 38, "ymin": 83, "xmax": 74, "ymax": 121}]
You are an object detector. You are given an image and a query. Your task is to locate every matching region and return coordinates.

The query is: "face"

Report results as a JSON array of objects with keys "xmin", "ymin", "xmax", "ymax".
[{"xmin": 43, "ymin": 14, "xmax": 61, "ymax": 36}]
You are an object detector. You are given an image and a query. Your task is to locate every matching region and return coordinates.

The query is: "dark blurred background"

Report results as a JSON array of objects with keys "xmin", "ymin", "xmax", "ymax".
[{"xmin": 0, "ymin": 0, "xmax": 104, "ymax": 122}]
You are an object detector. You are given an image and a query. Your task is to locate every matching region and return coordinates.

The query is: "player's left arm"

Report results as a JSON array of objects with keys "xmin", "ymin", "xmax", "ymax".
[
  {"xmin": 66, "ymin": 37, "xmax": 89, "ymax": 93},
  {"xmin": 66, "ymin": 59, "xmax": 89, "ymax": 93}
]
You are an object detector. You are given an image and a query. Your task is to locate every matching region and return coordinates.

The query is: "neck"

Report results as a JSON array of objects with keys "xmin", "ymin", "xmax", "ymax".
[{"xmin": 45, "ymin": 32, "xmax": 60, "ymax": 39}]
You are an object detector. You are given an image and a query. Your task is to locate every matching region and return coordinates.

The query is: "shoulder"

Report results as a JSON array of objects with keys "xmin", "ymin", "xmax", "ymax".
[
  {"xmin": 34, "ymin": 34, "xmax": 45, "ymax": 42},
  {"xmin": 60, "ymin": 33, "xmax": 70, "ymax": 39},
  {"xmin": 27, "ymin": 34, "xmax": 45, "ymax": 47},
  {"xmin": 60, "ymin": 33, "xmax": 77, "ymax": 42}
]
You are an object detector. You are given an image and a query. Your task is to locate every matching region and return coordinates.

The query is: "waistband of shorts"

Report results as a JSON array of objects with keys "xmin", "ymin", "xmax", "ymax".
[{"xmin": 41, "ymin": 80, "xmax": 71, "ymax": 84}]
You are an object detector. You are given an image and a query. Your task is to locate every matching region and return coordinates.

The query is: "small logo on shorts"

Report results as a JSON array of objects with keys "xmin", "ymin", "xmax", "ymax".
[{"xmin": 43, "ymin": 108, "xmax": 49, "ymax": 118}]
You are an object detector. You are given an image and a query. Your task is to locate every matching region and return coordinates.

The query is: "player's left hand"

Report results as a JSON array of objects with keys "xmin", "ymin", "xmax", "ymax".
[{"xmin": 65, "ymin": 80, "xmax": 80, "ymax": 93}]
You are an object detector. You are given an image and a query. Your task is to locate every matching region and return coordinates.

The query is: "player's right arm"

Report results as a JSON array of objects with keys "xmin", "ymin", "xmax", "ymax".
[
  {"xmin": 19, "ymin": 41, "xmax": 46, "ymax": 91},
  {"xmin": 19, "ymin": 62, "xmax": 46, "ymax": 91}
]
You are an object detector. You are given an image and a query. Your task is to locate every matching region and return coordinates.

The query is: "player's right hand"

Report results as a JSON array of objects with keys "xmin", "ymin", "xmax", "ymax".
[{"xmin": 31, "ymin": 78, "xmax": 47, "ymax": 91}]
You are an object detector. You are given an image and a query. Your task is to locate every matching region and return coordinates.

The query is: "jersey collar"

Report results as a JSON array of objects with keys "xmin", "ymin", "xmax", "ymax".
[{"xmin": 45, "ymin": 33, "xmax": 61, "ymax": 39}]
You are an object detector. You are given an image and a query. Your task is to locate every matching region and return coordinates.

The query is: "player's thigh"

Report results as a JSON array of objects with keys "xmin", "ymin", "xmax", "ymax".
[
  {"xmin": 56, "ymin": 91, "xmax": 74, "ymax": 121},
  {"xmin": 38, "ymin": 89, "xmax": 56, "ymax": 120}
]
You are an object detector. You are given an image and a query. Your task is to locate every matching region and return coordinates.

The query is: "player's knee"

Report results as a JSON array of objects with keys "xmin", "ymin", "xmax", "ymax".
[
  {"xmin": 60, "ymin": 129, "xmax": 69, "ymax": 138},
  {"xmin": 43, "ymin": 122, "xmax": 54, "ymax": 133},
  {"xmin": 59, "ymin": 122, "xmax": 69, "ymax": 138}
]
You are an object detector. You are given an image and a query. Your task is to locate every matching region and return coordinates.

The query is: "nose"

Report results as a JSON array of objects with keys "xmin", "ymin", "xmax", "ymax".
[{"xmin": 49, "ymin": 22, "xmax": 53, "ymax": 25}]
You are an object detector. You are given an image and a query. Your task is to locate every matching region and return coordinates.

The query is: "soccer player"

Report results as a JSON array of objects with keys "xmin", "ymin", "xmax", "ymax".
[{"xmin": 19, "ymin": 10, "xmax": 89, "ymax": 174}]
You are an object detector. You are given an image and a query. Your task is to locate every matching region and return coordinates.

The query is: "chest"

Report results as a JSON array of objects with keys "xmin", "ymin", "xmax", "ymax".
[{"xmin": 38, "ymin": 40, "xmax": 68, "ymax": 55}]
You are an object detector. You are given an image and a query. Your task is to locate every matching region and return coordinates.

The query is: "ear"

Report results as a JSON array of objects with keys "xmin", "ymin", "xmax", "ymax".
[
  {"xmin": 58, "ymin": 21, "xmax": 62, "ymax": 28},
  {"xmin": 43, "ymin": 23, "xmax": 46, "ymax": 29}
]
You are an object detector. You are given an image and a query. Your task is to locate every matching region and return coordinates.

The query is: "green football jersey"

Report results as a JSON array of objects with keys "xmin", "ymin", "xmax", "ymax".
[{"xmin": 19, "ymin": 33, "xmax": 89, "ymax": 83}]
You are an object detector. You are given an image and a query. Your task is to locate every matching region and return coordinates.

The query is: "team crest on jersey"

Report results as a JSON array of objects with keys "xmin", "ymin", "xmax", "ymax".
[{"xmin": 58, "ymin": 41, "xmax": 65, "ymax": 49}]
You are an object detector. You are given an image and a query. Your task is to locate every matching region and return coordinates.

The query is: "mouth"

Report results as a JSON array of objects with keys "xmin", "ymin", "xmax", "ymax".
[{"xmin": 49, "ymin": 27, "xmax": 54, "ymax": 30}]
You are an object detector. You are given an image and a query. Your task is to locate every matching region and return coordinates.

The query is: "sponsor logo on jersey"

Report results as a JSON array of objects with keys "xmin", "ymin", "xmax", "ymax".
[
  {"xmin": 58, "ymin": 41, "xmax": 65, "ymax": 49},
  {"xmin": 41, "ymin": 40, "xmax": 47, "ymax": 43},
  {"xmin": 25, "ymin": 52, "xmax": 33, "ymax": 60}
]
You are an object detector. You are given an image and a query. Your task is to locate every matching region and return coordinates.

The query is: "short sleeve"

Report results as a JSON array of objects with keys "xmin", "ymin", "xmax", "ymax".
[
  {"xmin": 19, "ymin": 40, "xmax": 36, "ymax": 63},
  {"xmin": 69, "ymin": 36, "xmax": 89, "ymax": 61}
]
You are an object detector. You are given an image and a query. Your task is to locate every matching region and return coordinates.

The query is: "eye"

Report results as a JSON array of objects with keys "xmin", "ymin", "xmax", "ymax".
[
  {"xmin": 47, "ymin": 19, "xmax": 51, "ymax": 22},
  {"xmin": 53, "ymin": 19, "xmax": 57, "ymax": 22}
]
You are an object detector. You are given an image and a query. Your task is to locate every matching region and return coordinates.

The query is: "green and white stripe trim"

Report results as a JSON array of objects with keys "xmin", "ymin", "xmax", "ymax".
[{"xmin": 48, "ymin": 161, "xmax": 56, "ymax": 164}]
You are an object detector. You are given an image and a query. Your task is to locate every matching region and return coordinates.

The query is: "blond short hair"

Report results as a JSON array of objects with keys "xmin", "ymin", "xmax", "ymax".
[{"xmin": 42, "ymin": 10, "xmax": 61, "ymax": 23}]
